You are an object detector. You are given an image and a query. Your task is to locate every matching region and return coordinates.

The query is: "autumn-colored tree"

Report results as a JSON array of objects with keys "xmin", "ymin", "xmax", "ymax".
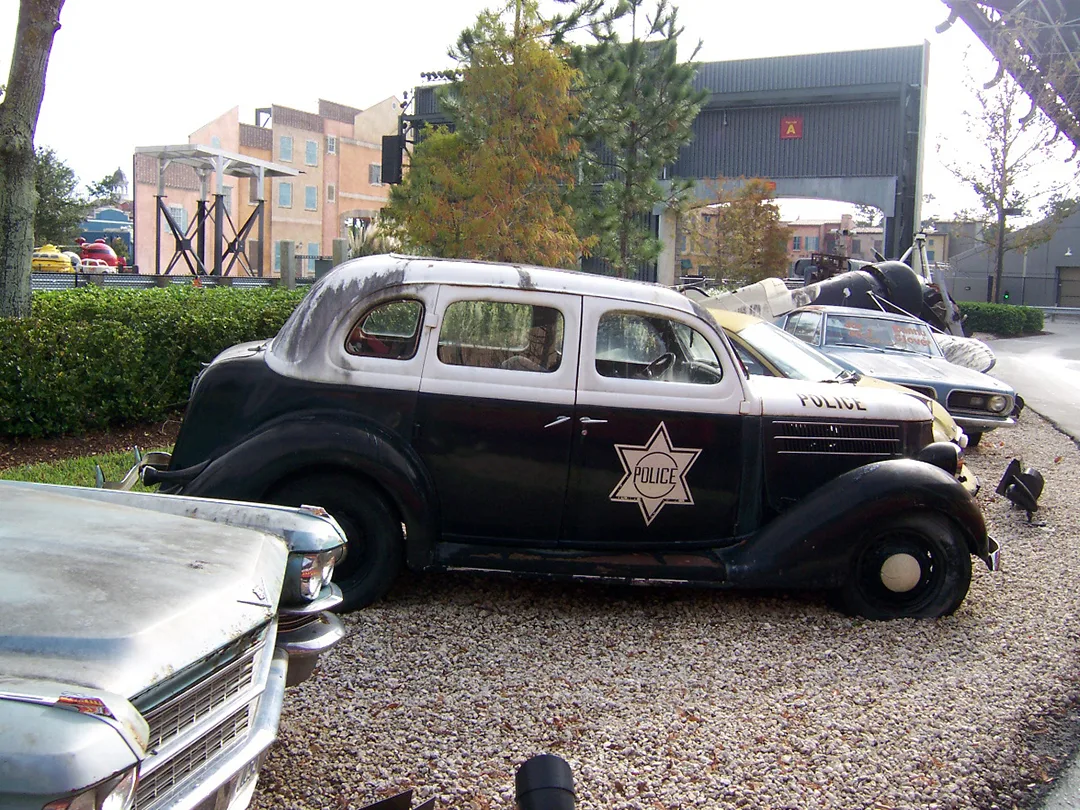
[
  {"xmin": 678, "ymin": 179, "xmax": 790, "ymax": 285},
  {"xmin": 0, "ymin": 0, "xmax": 66, "ymax": 318},
  {"xmin": 382, "ymin": 0, "xmax": 586, "ymax": 267}
]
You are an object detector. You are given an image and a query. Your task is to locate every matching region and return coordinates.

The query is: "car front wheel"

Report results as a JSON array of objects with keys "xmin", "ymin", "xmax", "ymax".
[
  {"xmin": 840, "ymin": 514, "xmax": 972, "ymax": 620},
  {"xmin": 268, "ymin": 473, "xmax": 403, "ymax": 611}
]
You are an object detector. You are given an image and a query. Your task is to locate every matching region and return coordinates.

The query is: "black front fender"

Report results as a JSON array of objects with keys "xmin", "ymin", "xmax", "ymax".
[
  {"xmin": 725, "ymin": 458, "xmax": 989, "ymax": 589},
  {"xmin": 175, "ymin": 412, "xmax": 439, "ymax": 569}
]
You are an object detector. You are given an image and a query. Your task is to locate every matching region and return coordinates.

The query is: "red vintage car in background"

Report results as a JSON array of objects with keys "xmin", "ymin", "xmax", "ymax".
[{"xmin": 76, "ymin": 237, "xmax": 126, "ymax": 270}]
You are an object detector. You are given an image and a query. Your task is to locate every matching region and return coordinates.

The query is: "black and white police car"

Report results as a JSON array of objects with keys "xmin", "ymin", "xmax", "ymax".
[{"xmin": 123, "ymin": 255, "xmax": 998, "ymax": 620}]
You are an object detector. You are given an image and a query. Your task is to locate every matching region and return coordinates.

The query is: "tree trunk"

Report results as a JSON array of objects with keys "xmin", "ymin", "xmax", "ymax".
[
  {"xmin": 0, "ymin": 0, "xmax": 66, "ymax": 319},
  {"xmin": 993, "ymin": 209, "xmax": 1006, "ymax": 304}
]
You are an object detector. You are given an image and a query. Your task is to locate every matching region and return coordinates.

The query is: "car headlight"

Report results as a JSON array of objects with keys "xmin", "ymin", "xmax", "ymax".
[
  {"xmin": 44, "ymin": 767, "xmax": 137, "ymax": 810},
  {"xmin": 988, "ymin": 395, "xmax": 1009, "ymax": 413},
  {"xmin": 288, "ymin": 548, "xmax": 344, "ymax": 602}
]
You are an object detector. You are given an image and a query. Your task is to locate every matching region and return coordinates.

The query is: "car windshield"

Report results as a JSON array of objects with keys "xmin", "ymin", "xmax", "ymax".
[
  {"xmin": 823, "ymin": 314, "xmax": 941, "ymax": 357},
  {"xmin": 738, "ymin": 321, "xmax": 849, "ymax": 381}
]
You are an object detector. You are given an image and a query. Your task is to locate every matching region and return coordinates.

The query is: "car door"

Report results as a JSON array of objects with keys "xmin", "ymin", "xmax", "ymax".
[
  {"xmin": 563, "ymin": 298, "xmax": 748, "ymax": 546},
  {"xmin": 414, "ymin": 286, "xmax": 582, "ymax": 544}
]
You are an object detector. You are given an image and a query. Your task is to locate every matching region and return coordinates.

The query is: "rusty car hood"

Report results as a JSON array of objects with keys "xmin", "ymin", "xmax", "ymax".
[{"xmin": 0, "ymin": 483, "xmax": 285, "ymax": 699}]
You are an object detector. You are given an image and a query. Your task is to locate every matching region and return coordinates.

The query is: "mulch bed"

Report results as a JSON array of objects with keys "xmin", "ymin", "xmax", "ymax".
[{"xmin": 0, "ymin": 417, "xmax": 183, "ymax": 472}]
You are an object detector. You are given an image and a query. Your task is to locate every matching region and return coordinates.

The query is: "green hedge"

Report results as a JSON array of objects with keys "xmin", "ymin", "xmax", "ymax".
[
  {"xmin": 956, "ymin": 301, "xmax": 1044, "ymax": 337},
  {"xmin": 0, "ymin": 286, "xmax": 307, "ymax": 438}
]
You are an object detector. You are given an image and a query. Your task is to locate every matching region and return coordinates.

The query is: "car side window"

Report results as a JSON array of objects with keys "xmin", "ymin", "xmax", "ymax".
[
  {"xmin": 438, "ymin": 301, "xmax": 564, "ymax": 373},
  {"xmin": 595, "ymin": 311, "xmax": 721, "ymax": 384},
  {"xmin": 346, "ymin": 299, "xmax": 424, "ymax": 359},
  {"xmin": 786, "ymin": 312, "xmax": 822, "ymax": 345},
  {"xmin": 733, "ymin": 342, "xmax": 770, "ymax": 376}
]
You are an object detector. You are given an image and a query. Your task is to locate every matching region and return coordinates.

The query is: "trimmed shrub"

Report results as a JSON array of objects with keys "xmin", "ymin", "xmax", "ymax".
[
  {"xmin": 956, "ymin": 301, "xmax": 1042, "ymax": 337},
  {"xmin": 0, "ymin": 286, "xmax": 307, "ymax": 438}
]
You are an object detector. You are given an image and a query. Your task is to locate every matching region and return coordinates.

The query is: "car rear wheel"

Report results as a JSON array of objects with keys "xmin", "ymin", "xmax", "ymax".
[
  {"xmin": 268, "ymin": 473, "xmax": 403, "ymax": 611},
  {"xmin": 840, "ymin": 514, "xmax": 972, "ymax": 620},
  {"xmin": 966, "ymin": 431, "xmax": 983, "ymax": 448}
]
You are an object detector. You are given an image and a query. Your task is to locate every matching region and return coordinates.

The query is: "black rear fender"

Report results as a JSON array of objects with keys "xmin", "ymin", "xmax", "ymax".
[
  {"xmin": 725, "ymin": 458, "xmax": 988, "ymax": 589},
  {"xmin": 177, "ymin": 413, "xmax": 439, "ymax": 569}
]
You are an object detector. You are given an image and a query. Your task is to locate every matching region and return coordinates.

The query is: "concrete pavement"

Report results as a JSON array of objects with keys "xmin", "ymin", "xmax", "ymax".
[{"xmin": 988, "ymin": 322, "xmax": 1080, "ymax": 440}]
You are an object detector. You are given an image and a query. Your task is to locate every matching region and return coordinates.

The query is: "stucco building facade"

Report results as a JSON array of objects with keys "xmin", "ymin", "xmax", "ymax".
[{"xmin": 132, "ymin": 98, "xmax": 398, "ymax": 275}]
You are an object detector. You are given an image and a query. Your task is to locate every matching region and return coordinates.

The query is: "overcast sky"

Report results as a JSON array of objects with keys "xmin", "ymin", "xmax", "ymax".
[{"xmin": 0, "ymin": 0, "xmax": 1035, "ymax": 222}]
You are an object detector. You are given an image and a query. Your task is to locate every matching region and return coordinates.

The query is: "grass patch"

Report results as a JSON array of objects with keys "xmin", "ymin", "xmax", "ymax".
[{"xmin": 0, "ymin": 448, "xmax": 170, "ymax": 489}]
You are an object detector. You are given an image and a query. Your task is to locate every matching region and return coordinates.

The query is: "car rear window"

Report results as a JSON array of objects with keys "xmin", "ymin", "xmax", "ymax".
[
  {"xmin": 437, "ymin": 301, "xmax": 564, "ymax": 373},
  {"xmin": 346, "ymin": 299, "xmax": 424, "ymax": 359}
]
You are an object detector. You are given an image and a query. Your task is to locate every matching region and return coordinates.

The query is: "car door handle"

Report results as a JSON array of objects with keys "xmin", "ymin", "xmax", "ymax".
[
  {"xmin": 544, "ymin": 415, "xmax": 571, "ymax": 428},
  {"xmin": 579, "ymin": 417, "xmax": 608, "ymax": 424}
]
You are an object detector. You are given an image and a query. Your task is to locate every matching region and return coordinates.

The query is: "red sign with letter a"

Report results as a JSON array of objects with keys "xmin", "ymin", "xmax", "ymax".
[{"xmin": 780, "ymin": 117, "xmax": 803, "ymax": 139}]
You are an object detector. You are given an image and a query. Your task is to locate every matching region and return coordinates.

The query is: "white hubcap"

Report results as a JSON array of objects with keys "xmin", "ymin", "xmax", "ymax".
[{"xmin": 880, "ymin": 553, "xmax": 923, "ymax": 593}]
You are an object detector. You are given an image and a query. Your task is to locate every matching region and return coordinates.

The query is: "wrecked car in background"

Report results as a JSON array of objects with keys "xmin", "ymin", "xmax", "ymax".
[
  {"xmin": 0, "ymin": 481, "xmax": 346, "ymax": 810},
  {"xmin": 112, "ymin": 254, "xmax": 999, "ymax": 620},
  {"xmin": 778, "ymin": 305, "xmax": 1018, "ymax": 447}
]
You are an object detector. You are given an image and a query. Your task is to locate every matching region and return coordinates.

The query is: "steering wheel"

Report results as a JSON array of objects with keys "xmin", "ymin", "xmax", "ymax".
[{"xmin": 643, "ymin": 352, "xmax": 676, "ymax": 380}]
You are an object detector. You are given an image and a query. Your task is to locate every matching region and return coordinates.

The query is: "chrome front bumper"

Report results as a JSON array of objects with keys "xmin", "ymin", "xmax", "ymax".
[
  {"xmin": 278, "ymin": 584, "xmax": 346, "ymax": 686},
  {"xmin": 979, "ymin": 536, "xmax": 1001, "ymax": 573},
  {"xmin": 953, "ymin": 414, "xmax": 1015, "ymax": 432}
]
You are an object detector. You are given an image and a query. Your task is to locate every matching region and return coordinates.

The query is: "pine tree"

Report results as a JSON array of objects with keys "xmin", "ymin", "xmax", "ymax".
[{"xmin": 571, "ymin": 0, "xmax": 706, "ymax": 276}]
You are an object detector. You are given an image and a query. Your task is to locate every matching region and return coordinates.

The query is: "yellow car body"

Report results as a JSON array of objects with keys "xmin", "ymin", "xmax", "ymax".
[
  {"xmin": 31, "ymin": 244, "xmax": 75, "ymax": 272},
  {"xmin": 704, "ymin": 307, "xmax": 978, "ymax": 491}
]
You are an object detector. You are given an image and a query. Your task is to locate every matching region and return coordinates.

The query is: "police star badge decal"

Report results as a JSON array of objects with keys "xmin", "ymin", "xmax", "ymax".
[{"xmin": 610, "ymin": 422, "xmax": 702, "ymax": 526}]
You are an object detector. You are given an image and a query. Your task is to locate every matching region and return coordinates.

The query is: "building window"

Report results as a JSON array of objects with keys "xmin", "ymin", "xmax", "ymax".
[
  {"xmin": 210, "ymin": 135, "xmax": 221, "ymax": 148},
  {"xmin": 305, "ymin": 185, "xmax": 318, "ymax": 211},
  {"xmin": 369, "ymin": 163, "xmax": 382, "ymax": 185},
  {"xmin": 327, "ymin": 183, "xmax": 336, "ymax": 203},
  {"xmin": 274, "ymin": 240, "xmax": 281, "ymax": 272},
  {"xmin": 792, "ymin": 235, "xmax": 802, "ymax": 251},
  {"xmin": 165, "ymin": 204, "xmax": 188, "ymax": 232},
  {"xmin": 280, "ymin": 136, "xmax": 293, "ymax": 162},
  {"xmin": 927, "ymin": 250, "xmax": 936, "ymax": 263},
  {"xmin": 326, "ymin": 136, "xmax": 338, "ymax": 155},
  {"xmin": 221, "ymin": 186, "xmax": 232, "ymax": 215},
  {"xmin": 279, "ymin": 182, "xmax": 292, "ymax": 208},
  {"xmin": 805, "ymin": 236, "xmax": 820, "ymax": 251},
  {"xmin": 305, "ymin": 140, "xmax": 318, "ymax": 166}
]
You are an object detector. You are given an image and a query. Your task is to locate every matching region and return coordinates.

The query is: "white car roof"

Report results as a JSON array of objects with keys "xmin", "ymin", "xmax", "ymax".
[{"xmin": 321, "ymin": 254, "xmax": 695, "ymax": 310}]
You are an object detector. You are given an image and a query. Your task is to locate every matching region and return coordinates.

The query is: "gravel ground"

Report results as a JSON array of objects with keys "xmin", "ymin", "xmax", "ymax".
[{"xmin": 254, "ymin": 410, "xmax": 1080, "ymax": 810}]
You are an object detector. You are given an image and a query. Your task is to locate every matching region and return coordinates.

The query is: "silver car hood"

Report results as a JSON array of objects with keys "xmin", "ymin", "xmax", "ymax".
[
  {"xmin": 0, "ymin": 484, "xmax": 286, "ymax": 699},
  {"xmin": 825, "ymin": 348, "xmax": 1014, "ymax": 392}
]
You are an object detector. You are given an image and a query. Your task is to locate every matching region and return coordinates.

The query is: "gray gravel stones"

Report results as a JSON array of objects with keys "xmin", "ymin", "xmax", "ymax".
[{"xmin": 254, "ymin": 410, "xmax": 1080, "ymax": 810}]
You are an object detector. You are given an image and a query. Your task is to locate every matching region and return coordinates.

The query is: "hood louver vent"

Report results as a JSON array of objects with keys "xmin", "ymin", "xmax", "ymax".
[{"xmin": 772, "ymin": 420, "xmax": 901, "ymax": 457}]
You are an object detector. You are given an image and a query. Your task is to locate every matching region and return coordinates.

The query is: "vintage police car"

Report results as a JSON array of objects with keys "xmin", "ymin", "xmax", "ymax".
[{"xmin": 119, "ymin": 255, "xmax": 998, "ymax": 620}]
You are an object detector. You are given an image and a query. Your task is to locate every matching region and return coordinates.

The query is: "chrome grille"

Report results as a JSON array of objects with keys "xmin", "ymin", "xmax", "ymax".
[
  {"xmin": 135, "ymin": 706, "xmax": 251, "ymax": 808},
  {"xmin": 773, "ymin": 421, "xmax": 901, "ymax": 456},
  {"xmin": 142, "ymin": 643, "xmax": 259, "ymax": 751}
]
